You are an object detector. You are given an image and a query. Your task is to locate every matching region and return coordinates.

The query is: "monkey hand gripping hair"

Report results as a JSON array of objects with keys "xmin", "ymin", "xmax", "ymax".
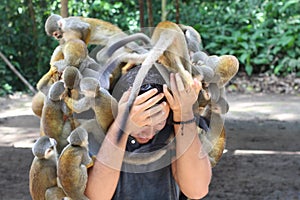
[
  {"xmin": 63, "ymin": 77, "xmax": 118, "ymax": 132},
  {"xmin": 29, "ymin": 136, "xmax": 60, "ymax": 200},
  {"xmin": 41, "ymin": 81, "xmax": 74, "ymax": 154},
  {"xmin": 58, "ymin": 127, "xmax": 93, "ymax": 200}
]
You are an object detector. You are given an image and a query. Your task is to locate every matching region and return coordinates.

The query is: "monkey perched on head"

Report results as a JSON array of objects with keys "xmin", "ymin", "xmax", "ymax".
[
  {"xmin": 29, "ymin": 136, "xmax": 58, "ymax": 200},
  {"xmin": 57, "ymin": 127, "xmax": 93, "ymax": 200},
  {"xmin": 178, "ymin": 24, "xmax": 202, "ymax": 55},
  {"xmin": 45, "ymin": 14, "xmax": 122, "ymax": 45},
  {"xmin": 45, "ymin": 14, "xmax": 148, "ymax": 54}
]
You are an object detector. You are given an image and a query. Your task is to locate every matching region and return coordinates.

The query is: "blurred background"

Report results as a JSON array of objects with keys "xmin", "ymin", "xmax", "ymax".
[{"xmin": 0, "ymin": 0, "xmax": 299, "ymax": 95}]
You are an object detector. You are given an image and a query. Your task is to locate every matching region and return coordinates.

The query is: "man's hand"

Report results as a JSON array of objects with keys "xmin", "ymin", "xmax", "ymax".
[
  {"xmin": 116, "ymin": 87, "xmax": 169, "ymax": 135},
  {"xmin": 163, "ymin": 73, "xmax": 202, "ymax": 120}
]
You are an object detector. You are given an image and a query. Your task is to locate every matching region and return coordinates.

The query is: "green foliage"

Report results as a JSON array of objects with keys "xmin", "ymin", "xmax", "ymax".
[
  {"xmin": 180, "ymin": 0, "xmax": 300, "ymax": 76},
  {"xmin": 0, "ymin": 0, "xmax": 58, "ymax": 95},
  {"xmin": 0, "ymin": 0, "xmax": 299, "ymax": 95}
]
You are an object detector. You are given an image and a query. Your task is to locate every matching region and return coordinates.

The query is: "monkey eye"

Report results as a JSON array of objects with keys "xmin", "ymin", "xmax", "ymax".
[{"xmin": 46, "ymin": 148, "xmax": 53, "ymax": 155}]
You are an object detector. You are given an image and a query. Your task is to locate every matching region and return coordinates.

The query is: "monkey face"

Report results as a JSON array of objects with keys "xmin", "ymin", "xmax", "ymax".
[
  {"xmin": 44, "ymin": 146, "xmax": 56, "ymax": 159},
  {"xmin": 52, "ymin": 30, "xmax": 63, "ymax": 40}
]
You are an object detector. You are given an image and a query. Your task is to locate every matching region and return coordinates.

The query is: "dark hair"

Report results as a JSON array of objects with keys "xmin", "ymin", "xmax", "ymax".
[
  {"xmin": 112, "ymin": 65, "xmax": 167, "ymax": 101},
  {"xmin": 138, "ymin": 83, "xmax": 166, "ymax": 105},
  {"xmin": 138, "ymin": 83, "xmax": 173, "ymax": 126}
]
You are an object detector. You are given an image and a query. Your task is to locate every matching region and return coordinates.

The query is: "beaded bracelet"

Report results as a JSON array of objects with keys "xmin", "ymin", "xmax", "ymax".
[{"xmin": 173, "ymin": 117, "xmax": 196, "ymax": 136}]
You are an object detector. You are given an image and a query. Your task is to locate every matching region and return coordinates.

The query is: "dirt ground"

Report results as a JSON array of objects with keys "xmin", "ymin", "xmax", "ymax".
[{"xmin": 0, "ymin": 92, "xmax": 299, "ymax": 200}]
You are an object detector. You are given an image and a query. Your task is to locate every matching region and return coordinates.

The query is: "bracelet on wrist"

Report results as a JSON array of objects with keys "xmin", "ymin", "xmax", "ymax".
[
  {"xmin": 172, "ymin": 117, "xmax": 196, "ymax": 125},
  {"xmin": 173, "ymin": 117, "xmax": 196, "ymax": 136}
]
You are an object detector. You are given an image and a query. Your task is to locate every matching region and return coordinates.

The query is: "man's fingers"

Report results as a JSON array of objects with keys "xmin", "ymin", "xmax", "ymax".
[
  {"xmin": 139, "ymin": 93, "xmax": 164, "ymax": 111},
  {"xmin": 119, "ymin": 88, "xmax": 131, "ymax": 103},
  {"xmin": 134, "ymin": 88, "xmax": 158, "ymax": 105}
]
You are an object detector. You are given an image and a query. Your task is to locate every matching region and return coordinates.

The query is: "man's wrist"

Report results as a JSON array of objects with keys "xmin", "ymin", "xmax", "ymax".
[{"xmin": 173, "ymin": 109, "xmax": 194, "ymax": 121}]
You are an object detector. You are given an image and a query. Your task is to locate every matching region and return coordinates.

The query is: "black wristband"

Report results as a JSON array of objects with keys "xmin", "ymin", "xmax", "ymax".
[{"xmin": 173, "ymin": 117, "xmax": 196, "ymax": 125}]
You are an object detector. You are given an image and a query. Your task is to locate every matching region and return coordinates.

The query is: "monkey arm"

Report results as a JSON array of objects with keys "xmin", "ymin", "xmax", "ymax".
[
  {"xmin": 64, "ymin": 96, "xmax": 91, "ymax": 113},
  {"xmin": 50, "ymin": 45, "xmax": 64, "ymax": 65},
  {"xmin": 36, "ymin": 66, "xmax": 58, "ymax": 95},
  {"xmin": 82, "ymin": 148, "xmax": 93, "ymax": 167}
]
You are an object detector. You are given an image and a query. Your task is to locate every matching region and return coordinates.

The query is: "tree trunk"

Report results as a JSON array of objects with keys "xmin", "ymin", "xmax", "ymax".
[
  {"xmin": 146, "ymin": 0, "xmax": 153, "ymax": 27},
  {"xmin": 139, "ymin": 0, "xmax": 145, "ymax": 30},
  {"xmin": 175, "ymin": 0, "xmax": 180, "ymax": 24},
  {"xmin": 60, "ymin": 0, "xmax": 69, "ymax": 17},
  {"xmin": 161, "ymin": 0, "xmax": 167, "ymax": 21},
  {"xmin": 0, "ymin": 52, "xmax": 37, "ymax": 94}
]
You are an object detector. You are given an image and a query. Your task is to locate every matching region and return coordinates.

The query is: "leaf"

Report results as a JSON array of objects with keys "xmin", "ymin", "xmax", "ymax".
[{"xmin": 245, "ymin": 64, "xmax": 253, "ymax": 76}]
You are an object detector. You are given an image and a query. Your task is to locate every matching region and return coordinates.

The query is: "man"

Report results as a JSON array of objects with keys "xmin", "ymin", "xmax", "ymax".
[{"xmin": 85, "ymin": 66, "xmax": 212, "ymax": 200}]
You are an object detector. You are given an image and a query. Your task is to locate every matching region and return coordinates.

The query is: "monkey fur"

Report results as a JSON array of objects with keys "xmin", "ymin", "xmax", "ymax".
[
  {"xmin": 178, "ymin": 24, "xmax": 202, "ymax": 54},
  {"xmin": 41, "ymin": 81, "xmax": 74, "ymax": 153},
  {"xmin": 45, "ymin": 14, "xmax": 147, "ymax": 54},
  {"xmin": 97, "ymin": 32, "xmax": 152, "ymax": 89},
  {"xmin": 45, "ymin": 186, "xmax": 68, "ymax": 200},
  {"xmin": 57, "ymin": 127, "xmax": 93, "ymax": 200},
  {"xmin": 64, "ymin": 77, "xmax": 118, "ymax": 132},
  {"xmin": 29, "ymin": 136, "xmax": 58, "ymax": 200}
]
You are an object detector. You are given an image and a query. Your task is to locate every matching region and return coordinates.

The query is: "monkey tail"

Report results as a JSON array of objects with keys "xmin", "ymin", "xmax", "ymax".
[{"xmin": 106, "ymin": 33, "xmax": 151, "ymax": 57}]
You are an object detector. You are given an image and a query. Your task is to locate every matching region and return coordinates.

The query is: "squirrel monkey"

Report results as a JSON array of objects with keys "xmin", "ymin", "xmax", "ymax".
[
  {"xmin": 41, "ymin": 81, "xmax": 74, "ymax": 153},
  {"xmin": 62, "ymin": 66, "xmax": 82, "ymax": 101},
  {"xmin": 32, "ymin": 47, "xmax": 64, "ymax": 118},
  {"xmin": 29, "ymin": 136, "xmax": 58, "ymax": 200},
  {"xmin": 52, "ymin": 38, "xmax": 88, "ymax": 72},
  {"xmin": 45, "ymin": 14, "xmax": 148, "ymax": 54},
  {"xmin": 63, "ymin": 77, "xmax": 118, "ymax": 132},
  {"xmin": 45, "ymin": 14, "xmax": 123, "ymax": 45},
  {"xmin": 57, "ymin": 127, "xmax": 93, "ymax": 200},
  {"xmin": 178, "ymin": 24, "xmax": 202, "ymax": 55}
]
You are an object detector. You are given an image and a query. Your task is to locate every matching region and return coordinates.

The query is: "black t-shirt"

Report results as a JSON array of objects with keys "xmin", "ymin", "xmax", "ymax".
[{"xmin": 112, "ymin": 125, "xmax": 182, "ymax": 200}]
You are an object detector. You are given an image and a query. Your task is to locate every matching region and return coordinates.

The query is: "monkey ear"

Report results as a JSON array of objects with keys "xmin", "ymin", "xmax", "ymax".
[
  {"xmin": 49, "ymin": 138, "xmax": 57, "ymax": 147},
  {"xmin": 67, "ymin": 136, "xmax": 71, "ymax": 144}
]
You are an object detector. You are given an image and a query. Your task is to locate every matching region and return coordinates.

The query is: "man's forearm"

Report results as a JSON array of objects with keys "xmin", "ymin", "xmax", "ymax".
[
  {"xmin": 173, "ymin": 111, "xmax": 212, "ymax": 199},
  {"xmin": 85, "ymin": 120, "xmax": 128, "ymax": 200}
]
